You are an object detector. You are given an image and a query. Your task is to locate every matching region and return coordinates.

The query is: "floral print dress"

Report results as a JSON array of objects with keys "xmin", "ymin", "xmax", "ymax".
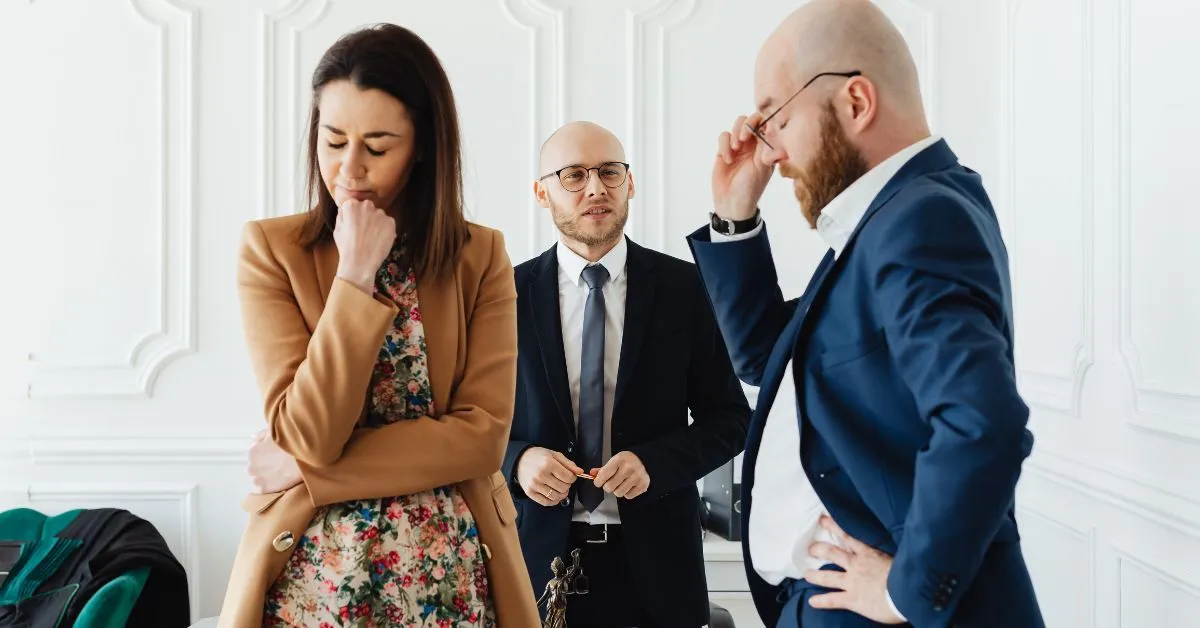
[{"xmin": 264, "ymin": 245, "xmax": 496, "ymax": 628}]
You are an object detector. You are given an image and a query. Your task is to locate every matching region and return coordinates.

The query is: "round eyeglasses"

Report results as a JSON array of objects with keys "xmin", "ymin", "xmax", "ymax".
[{"xmin": 539, "ymin": 162, "xmax": 630, "ymax": 193}]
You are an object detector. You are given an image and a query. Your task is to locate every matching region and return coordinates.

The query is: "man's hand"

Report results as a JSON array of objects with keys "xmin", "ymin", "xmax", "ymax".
[
  {"xmin": 591, "ymin": 451, "xmax": 650, "ymax": 499},
  {"xmin": 805, "ymin": 515, "xmax": 906, "ymax": 624},
  {"xmin": 248, "ymin": 429, "xmax": 303, "ymax": 494},
  {"xmin": 516, "ymin": 447, "xmax": 581, "ymax": 506},
  {"xmin": 712, "ymin": 113, "xmax": 775, "ymax": 221}
]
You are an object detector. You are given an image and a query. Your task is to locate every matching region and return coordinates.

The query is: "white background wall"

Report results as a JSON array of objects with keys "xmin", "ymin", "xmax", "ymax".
[{"xmin": 0, "ymin": 0, "xmax": 1196, "ymax": 625}]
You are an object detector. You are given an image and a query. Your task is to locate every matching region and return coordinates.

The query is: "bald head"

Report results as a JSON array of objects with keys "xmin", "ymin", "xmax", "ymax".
[
  {"xmin": 758, "ymin": 0, "xmax": 925, "ymax": 124},
  {"xmin": 538, "ymin": 121, "xmax": 626, "ymax": 175}
]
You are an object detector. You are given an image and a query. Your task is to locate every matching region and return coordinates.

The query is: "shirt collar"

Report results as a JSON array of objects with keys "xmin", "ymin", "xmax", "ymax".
[
  {"xmin": 556, "ymin": 236, "xmax": 628, "ymax": 286},
  {"xmin": 815, "ymin": 135, "xmax": 941, "ymax": 256}
]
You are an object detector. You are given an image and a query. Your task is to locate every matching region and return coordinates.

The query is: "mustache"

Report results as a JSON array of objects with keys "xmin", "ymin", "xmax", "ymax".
[{"xmin": 779, "ymin": 164, "xmax": 802, "ymax": 179}]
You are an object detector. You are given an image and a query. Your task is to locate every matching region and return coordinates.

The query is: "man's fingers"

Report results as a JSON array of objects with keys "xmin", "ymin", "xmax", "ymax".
[
  {"xmin": 593, "ymin": 459, "xmax": 620, "ymax": 487},
  {"xmin": 803, "ymin": 569, "xmax": 847, "ymax": 591},
  {"xmin": 809, "ymin": 541, "xmax": 853, "ymax": 570},
  {"xmin": 601, "ymin": 469, "xmax": 628, "ymax": 494},
  {"xmin": 543, "ymin": 477, "xmax": 572, "ymax": 494},
  {"xmin": 820, "ymin": 515, "xmax": 869, "ymax": 554},
  {"xmin": 808, "ymin": 591, "xmax": 853, "ymax": 610},
  {"xmin": 550, "ymin": 451, "xmax": 583, "ymax": 475},
  {"xmin": 537, "ymin": 475, "xmax": 571, "ymax": 494},
  {"xmin": 729, "ymin": 115, "xmax": 748, "ymax": 149},
  {"xmin": 543, "ymin": 463, "xmax": 576, "ymax": 488},
  {"xmin": 611, "ymin": 474, "xmax": 638, "ymax": 498},
  {"xmin": 717, "ymin": 132, "xmax": 733, "ymax": 165}
]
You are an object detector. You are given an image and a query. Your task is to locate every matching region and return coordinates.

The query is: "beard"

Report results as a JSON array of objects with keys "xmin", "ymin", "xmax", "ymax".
[
  {"xmin": 551, "ymin": 198, "xmax": 630, "ymax": 247},
  {"xmin": 779, "ymin": 102, "xmax": 870, "ymax": 229}
]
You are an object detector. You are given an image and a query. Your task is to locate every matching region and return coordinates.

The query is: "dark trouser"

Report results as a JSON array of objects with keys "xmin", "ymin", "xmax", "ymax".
[
  {"xmin": 562, "ymin": 522, "xmax": 678, "ymax": 628},
  {"xmin": 775, "ymin": 565, "xmax": 912, "ymax": 628}
]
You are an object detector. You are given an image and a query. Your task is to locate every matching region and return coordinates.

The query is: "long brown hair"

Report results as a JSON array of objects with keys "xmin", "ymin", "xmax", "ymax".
[{"xmin": 298, "ymin": 23, "xmax": 468, "ymax": 279}]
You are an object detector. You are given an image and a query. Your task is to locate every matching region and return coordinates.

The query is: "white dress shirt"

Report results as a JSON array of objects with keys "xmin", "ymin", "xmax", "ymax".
[
  {"xmin": 556, "ymin": 237, "xmax": 628, "ymax": 525},
  {"xmin": 711, "ymin": 135, "xmax": 941, "ymax": 619}
]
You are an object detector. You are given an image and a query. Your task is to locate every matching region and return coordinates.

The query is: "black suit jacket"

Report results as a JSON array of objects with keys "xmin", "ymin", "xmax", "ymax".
[{"xmin": 502, "ymin": 237, "xmax": 751, "ymax": 626}]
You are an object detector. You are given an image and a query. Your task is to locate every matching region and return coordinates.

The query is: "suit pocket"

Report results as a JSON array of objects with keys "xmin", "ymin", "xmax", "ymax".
[
  {"xmin": 492, "ymin": 485, "xmax": 518, "ymax": 526},
  {"xmin": 818, "ymin": 328, "xmax": 887, "ymax": 371}
]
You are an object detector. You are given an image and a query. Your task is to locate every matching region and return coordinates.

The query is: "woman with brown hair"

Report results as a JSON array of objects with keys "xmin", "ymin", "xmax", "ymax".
[{"xmin": 217, "ymin": 23, "xmax": 538, "ymax": 627}]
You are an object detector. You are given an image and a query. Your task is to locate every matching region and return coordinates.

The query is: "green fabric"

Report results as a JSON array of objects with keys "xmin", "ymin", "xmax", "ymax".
[
  {"xmin": 0, "ymin": 509, "xmax": 84, "ymax": 604},
  {"xmin": 0, "ymin": 508, "xmax": 147, "ymax": 627},
  {"xmin": 73, "ymin": 567, "xmax": 149, "ymax": 628},
  {"xmin": 0, "ymin": 508, "xmax": 82, "ymax": 541},
  {"xmin": 0, "ymin": 538, "xmax": 81, "ymax": 602}
]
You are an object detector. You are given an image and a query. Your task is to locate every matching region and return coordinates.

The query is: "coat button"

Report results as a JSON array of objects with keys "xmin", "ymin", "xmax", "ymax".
[
  {"xmin": 272, "ymin": 531, "xmax": 294, "ymax": 552},
  {"xmin": 481, "ymin": 543, "xmax": 492, "ymax": 560}
]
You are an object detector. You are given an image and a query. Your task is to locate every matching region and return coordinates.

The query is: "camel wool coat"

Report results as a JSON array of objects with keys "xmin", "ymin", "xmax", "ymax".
[{"xmin": 217, "ymin": 213, "xmax": 540, "ymax": 627}]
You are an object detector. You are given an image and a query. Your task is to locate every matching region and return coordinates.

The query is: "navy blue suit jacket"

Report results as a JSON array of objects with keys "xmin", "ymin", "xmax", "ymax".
[
  {"xmin": 687, "ymin": 140, "xmax": 1043, "ymax": 627},
  {"xmin": 502, "ymin": 237, "xmax": 750, "ymax": 626}
]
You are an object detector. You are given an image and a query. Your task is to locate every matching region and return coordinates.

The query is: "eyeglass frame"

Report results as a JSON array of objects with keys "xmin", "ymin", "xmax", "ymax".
[
  {"xmin": 747, "ymin": 70, "xmax": 862, "ymax": 150},
  {"xmin": 538, "ymin": 161, "xmax": 631, "ymax": 193}
]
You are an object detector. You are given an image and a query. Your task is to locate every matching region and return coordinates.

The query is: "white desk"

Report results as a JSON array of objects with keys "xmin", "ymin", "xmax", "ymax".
[{"xmin": 703, "ymin": 535, "xmax": 765, "ymax": 628}]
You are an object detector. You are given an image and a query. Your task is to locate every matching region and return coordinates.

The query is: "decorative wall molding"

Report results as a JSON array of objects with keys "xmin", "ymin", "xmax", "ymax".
[
  {"xmin": 1026, "ymin": 451, "xmax": 1200, "ymax": 541},
  {"xmin": 258, "ymin": 0, "xmax": 331, "ymax": 220},
  {"xmin": 1114, "ymin": 542, "xmax": 1200, "ymax": 624},
  {"xmin": 1016, "ymin": 505, "xmax": 1097, "ymax": 628},
  {"xmin": 1114, "ymin": 0, "xmax": 1200, "ymax": 440},
  {"xmin": 29, "ymin": 435, "xmax": 248, "ymax": 466},
  {"xmin": 0, "ymin": 482, "xmax": 201, "ymax": 622},
  {"xmin": 500, "ymin": 0, "xmax": 567, "ymax": 259},
  {"xmin": 1003, "ymin": 0, "xmax": 1095, "ymax": 417},
  {"xmin": 25, "ymin": 0, "xmax": 197, "ymax": 399},
  {"xmin": 625, "ymin": 0, "xmax": 698, "ymax": 252}
]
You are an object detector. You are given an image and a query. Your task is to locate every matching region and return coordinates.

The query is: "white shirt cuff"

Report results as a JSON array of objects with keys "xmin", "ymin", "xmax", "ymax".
[
  {"xmin": 708, "ymin": 221, "xmax": 764, "ymax": 242},
  {"xmin": 886, "ymin": 588, "xmax": 907, "ymax": 622}
]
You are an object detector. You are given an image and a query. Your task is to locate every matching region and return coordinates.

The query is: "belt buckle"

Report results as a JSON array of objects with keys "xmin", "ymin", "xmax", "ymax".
[{"xmin": 586, "ymin": 523, "xmax": 608, "ymax": 544}]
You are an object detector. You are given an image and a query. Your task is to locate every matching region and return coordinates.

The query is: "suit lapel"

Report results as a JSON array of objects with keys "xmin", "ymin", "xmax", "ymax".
[
  {"xmin": 417, "ymin": 266, "xmax": 458, "ymax": 416},
  {"xmin": 792, "ymin": 249, "xmax": 839, "ymax": 342},
  {"xmin": 313, "ymin": 239, "xmax": 339, "ymax": 309},
  {"xmin": 529, "ymin": 248, "xmax": 576, "ymax": 435},
  {"xmin": 613, "ymin": 238, "xmax": 653, "ymax": 414}
]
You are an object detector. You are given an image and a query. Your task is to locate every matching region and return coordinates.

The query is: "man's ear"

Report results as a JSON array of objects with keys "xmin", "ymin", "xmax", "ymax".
[
  {"xmin": 626, "ymin": 170, "xmax": 636, "ymax": 201},
  {"xmin": 533, "ymin": 180, "xmax": 552, "ymax": 209}
]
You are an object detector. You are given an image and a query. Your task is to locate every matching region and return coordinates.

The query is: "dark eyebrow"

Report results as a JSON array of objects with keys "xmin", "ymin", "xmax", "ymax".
[
  {"xmin": 320, "ymin": 124, "xmax": 400, "ymax": 139},
  {"xmin": 556, "ymin": 160, "xmax": 623, "ymax": 170}
]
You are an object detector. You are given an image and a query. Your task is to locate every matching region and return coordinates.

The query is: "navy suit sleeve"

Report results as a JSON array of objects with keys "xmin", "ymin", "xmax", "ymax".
[
  {"xmin": 870, "ymin": 195, "xmax": 1033, "ymax": 625},
  {"xmin": 502, "ymin": 441, "xmax": 534, "ymax": 500},
  {"xmin": 686, "ymin": 224, "xmax": 796, "ymax": 386},
  {"xmin": 503, "ymin": 282, "xmax": 535, "ymax": 500},
  {"xmin": 628, "ymin": 269, "xmax": 751, "ymax": 501}
]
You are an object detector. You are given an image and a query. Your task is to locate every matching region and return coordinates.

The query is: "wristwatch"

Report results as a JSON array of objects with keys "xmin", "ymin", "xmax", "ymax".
[{"xmin": 710, "ymin": 208, "xmax": 761, "ymax": 235}]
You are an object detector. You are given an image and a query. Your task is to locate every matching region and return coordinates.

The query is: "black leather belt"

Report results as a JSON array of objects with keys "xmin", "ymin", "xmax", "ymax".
[{"xmin": 569, "ymin": 522, "xmax": 621, "ymax": 544}]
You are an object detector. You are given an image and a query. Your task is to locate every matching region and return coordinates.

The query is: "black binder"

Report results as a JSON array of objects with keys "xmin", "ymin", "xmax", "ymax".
[{"xmin": 701, "ymin": 457, "xmax": 742, "ymax": 541}]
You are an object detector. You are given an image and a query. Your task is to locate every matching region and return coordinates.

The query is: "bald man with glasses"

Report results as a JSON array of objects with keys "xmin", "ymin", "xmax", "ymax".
[
  {"xmin": 687, "ymin": 1, "xmax": 1045, "ymax": 627},
  {"xmin": 501, "ymin": 121, "xmax": 750, "ymax": 628}
]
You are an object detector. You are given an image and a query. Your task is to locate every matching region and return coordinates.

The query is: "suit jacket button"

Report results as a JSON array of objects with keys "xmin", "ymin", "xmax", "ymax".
[
  {"xmin": 272, "ymin": 531, "xmax": 294, "ymax": 552},
  {"xmin": 933, "ymin": 605, "xmax": 945, "ymax": 612},
  {"xmin": 481, "ymin": 543, "xmax": 492, "ymax": 560}
]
